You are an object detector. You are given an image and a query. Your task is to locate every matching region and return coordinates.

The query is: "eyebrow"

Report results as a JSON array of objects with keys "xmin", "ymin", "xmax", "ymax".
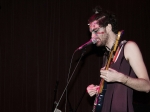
[{"xmin": 90, "ymin": 27, "xmax": 100, "ymax": 32}]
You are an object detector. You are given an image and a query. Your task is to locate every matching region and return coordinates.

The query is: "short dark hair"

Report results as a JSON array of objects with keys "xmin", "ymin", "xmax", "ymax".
[{"xmin": 88, "ymin": 6, "xmax": 118, "ymax": 34}]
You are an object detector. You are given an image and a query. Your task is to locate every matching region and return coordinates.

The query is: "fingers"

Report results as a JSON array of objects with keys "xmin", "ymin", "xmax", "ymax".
[
  {"xmin": 108, "ymin": 68, "xmax": 116, "ymax": 72},
  {"xmin": 100, "ymin": 68, "xmax": 119, "ymax": 82},
  {"xmin": 100, "ymin": 69, "xmax": 109, "ymax": 81},
  {"xmin": 100, "ymin": 67, "xmax": 117, "ymax": 75},
  {"xmin": 100, "ymin": 69, "xmax": 109, "ymax": 76},
  {"xmin": 100, "ymin": 74, "xmax": 107, "ymax": 82},
  {"xmin": 87, "ymin": 85, "xmax": 99, "ymax": 97},
  {"xmin": 89, "ymin": 91, "xmax": 97, "ymax": 97},
  {"xmin": 101, "ymin": 67, "xmax": 105, "ymax": 70}
]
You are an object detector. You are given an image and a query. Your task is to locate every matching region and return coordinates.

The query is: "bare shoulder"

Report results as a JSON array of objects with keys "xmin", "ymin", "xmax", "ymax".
[
  {"xmin": 124, "ymin": 41, "xmax": 149, "ymax": 80},
  {"xmin": 124, "ymin": 41, "xmax": 138, "ymax": 48},
  {"xmin": 124, "ymin": 41, "xmax": 141, "ymax": 60}
]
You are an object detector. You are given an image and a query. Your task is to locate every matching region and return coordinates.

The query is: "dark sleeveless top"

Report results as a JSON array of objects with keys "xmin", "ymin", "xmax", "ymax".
[{"xmin": 101, "ymin": 41, "xmax": 136, "ymax": 112}]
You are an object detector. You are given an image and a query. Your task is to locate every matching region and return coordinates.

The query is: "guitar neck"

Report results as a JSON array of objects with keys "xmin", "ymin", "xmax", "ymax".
[
  {"xmin": 98, "ymin": 50, "xmax": 113, "ymax": 93},
  {"xmin": 98, "ymin": 30, "xmax": 124, "ymax": 94}
]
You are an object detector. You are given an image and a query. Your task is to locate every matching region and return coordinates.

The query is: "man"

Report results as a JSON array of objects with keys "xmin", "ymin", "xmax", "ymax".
[{"xmin": 86, "ymin": 7, "xmax": 150, "ymax": 112}]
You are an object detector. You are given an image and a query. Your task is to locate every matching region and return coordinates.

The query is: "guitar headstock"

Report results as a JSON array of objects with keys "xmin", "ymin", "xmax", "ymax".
[{"xmin": 113, "ymin": 30, "xmax": 124, "ymax": 51}]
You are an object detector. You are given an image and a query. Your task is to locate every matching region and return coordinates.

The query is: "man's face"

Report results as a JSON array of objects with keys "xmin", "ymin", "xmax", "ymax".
[{"xmin": 89, "ymin": 20, "xmax": 108, "ymax": 46}]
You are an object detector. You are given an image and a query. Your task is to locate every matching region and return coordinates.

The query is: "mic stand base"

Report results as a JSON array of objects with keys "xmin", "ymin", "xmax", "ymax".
[{"xmin": 54, "ymin": 108, "xmax": 62, "ymax": 112}]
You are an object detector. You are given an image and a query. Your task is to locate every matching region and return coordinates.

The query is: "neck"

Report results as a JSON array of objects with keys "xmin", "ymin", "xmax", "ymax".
[{"xmin": 105, "ymin": 32, "xmax": 117, "ymax": 51}]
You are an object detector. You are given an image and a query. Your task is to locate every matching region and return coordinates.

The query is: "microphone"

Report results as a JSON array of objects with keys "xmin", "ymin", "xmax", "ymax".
[{"xmin": 77, "ymin": 38, "xmax": 98, "ymax": 50}]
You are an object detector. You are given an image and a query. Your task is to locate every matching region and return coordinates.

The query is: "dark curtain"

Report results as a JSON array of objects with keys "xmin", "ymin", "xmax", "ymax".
[{"xmin": 0, "ymin": 0, "xmax": 150, "ymax": 112}]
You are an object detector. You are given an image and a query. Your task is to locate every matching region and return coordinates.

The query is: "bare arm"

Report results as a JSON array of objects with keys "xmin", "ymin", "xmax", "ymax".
[
  {"xmin": 122, "ymin": 41, "xmax": 150, "ymax": 92},
  {"xmin": 100, "ymin": 41, "xmax": 150, "ymax": 93}
]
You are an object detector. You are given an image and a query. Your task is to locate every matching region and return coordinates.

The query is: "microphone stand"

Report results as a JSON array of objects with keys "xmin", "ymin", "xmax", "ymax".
[
  {"xmin": 52, "ymin": 81, "xmax": 59, "ymax": 112},
  {"xmin": 54, "ymin": 48, "xmax": 86, "ymax": 112}
]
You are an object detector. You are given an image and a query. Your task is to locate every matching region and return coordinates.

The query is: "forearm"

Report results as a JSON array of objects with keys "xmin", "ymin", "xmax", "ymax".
[{"xmin": 119, "ymin": 73, "xmax": 150, "ymax": 93}]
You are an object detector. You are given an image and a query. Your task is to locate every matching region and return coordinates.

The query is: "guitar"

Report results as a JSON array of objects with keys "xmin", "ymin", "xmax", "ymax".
[{"xmin": 92, "ymin": 30, "xmax": 124, "ymax": 112}]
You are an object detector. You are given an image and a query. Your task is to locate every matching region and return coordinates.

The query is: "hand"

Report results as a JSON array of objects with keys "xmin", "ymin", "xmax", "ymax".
[
  {"xmin": 100, "ymin": 68, "xmax": 123, "ymax": 82},
  {"xmin": 86, "ymin": 84, "xmax": 99, "ymax": 97}
]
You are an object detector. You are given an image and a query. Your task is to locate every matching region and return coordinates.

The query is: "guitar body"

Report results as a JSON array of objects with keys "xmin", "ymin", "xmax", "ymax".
[{"xmin": 92, "ymin": 81, "xmax": 107, "ymax": 112}]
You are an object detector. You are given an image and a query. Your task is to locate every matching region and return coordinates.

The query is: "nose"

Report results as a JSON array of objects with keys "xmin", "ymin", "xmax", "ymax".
[{"xmin": 91, "ymin": 32, "xmax": 97, "ymax": 39}]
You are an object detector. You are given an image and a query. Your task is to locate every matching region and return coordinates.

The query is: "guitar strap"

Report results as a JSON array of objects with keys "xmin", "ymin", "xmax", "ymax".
[{"xmin": 112, "ymin": 40, "xmax": 127, "ymax": 63}]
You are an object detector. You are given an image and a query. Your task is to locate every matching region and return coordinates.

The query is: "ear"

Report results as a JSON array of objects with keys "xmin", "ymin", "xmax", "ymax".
[{"xmin": 106, "ymin": 24, "xmax": 112, "ymax": 33}]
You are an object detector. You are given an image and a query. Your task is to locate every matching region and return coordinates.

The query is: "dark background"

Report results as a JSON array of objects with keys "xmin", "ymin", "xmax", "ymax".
[{"xmin": 0, "ymin": 0, "xmax": 150, "ymax": 112}]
